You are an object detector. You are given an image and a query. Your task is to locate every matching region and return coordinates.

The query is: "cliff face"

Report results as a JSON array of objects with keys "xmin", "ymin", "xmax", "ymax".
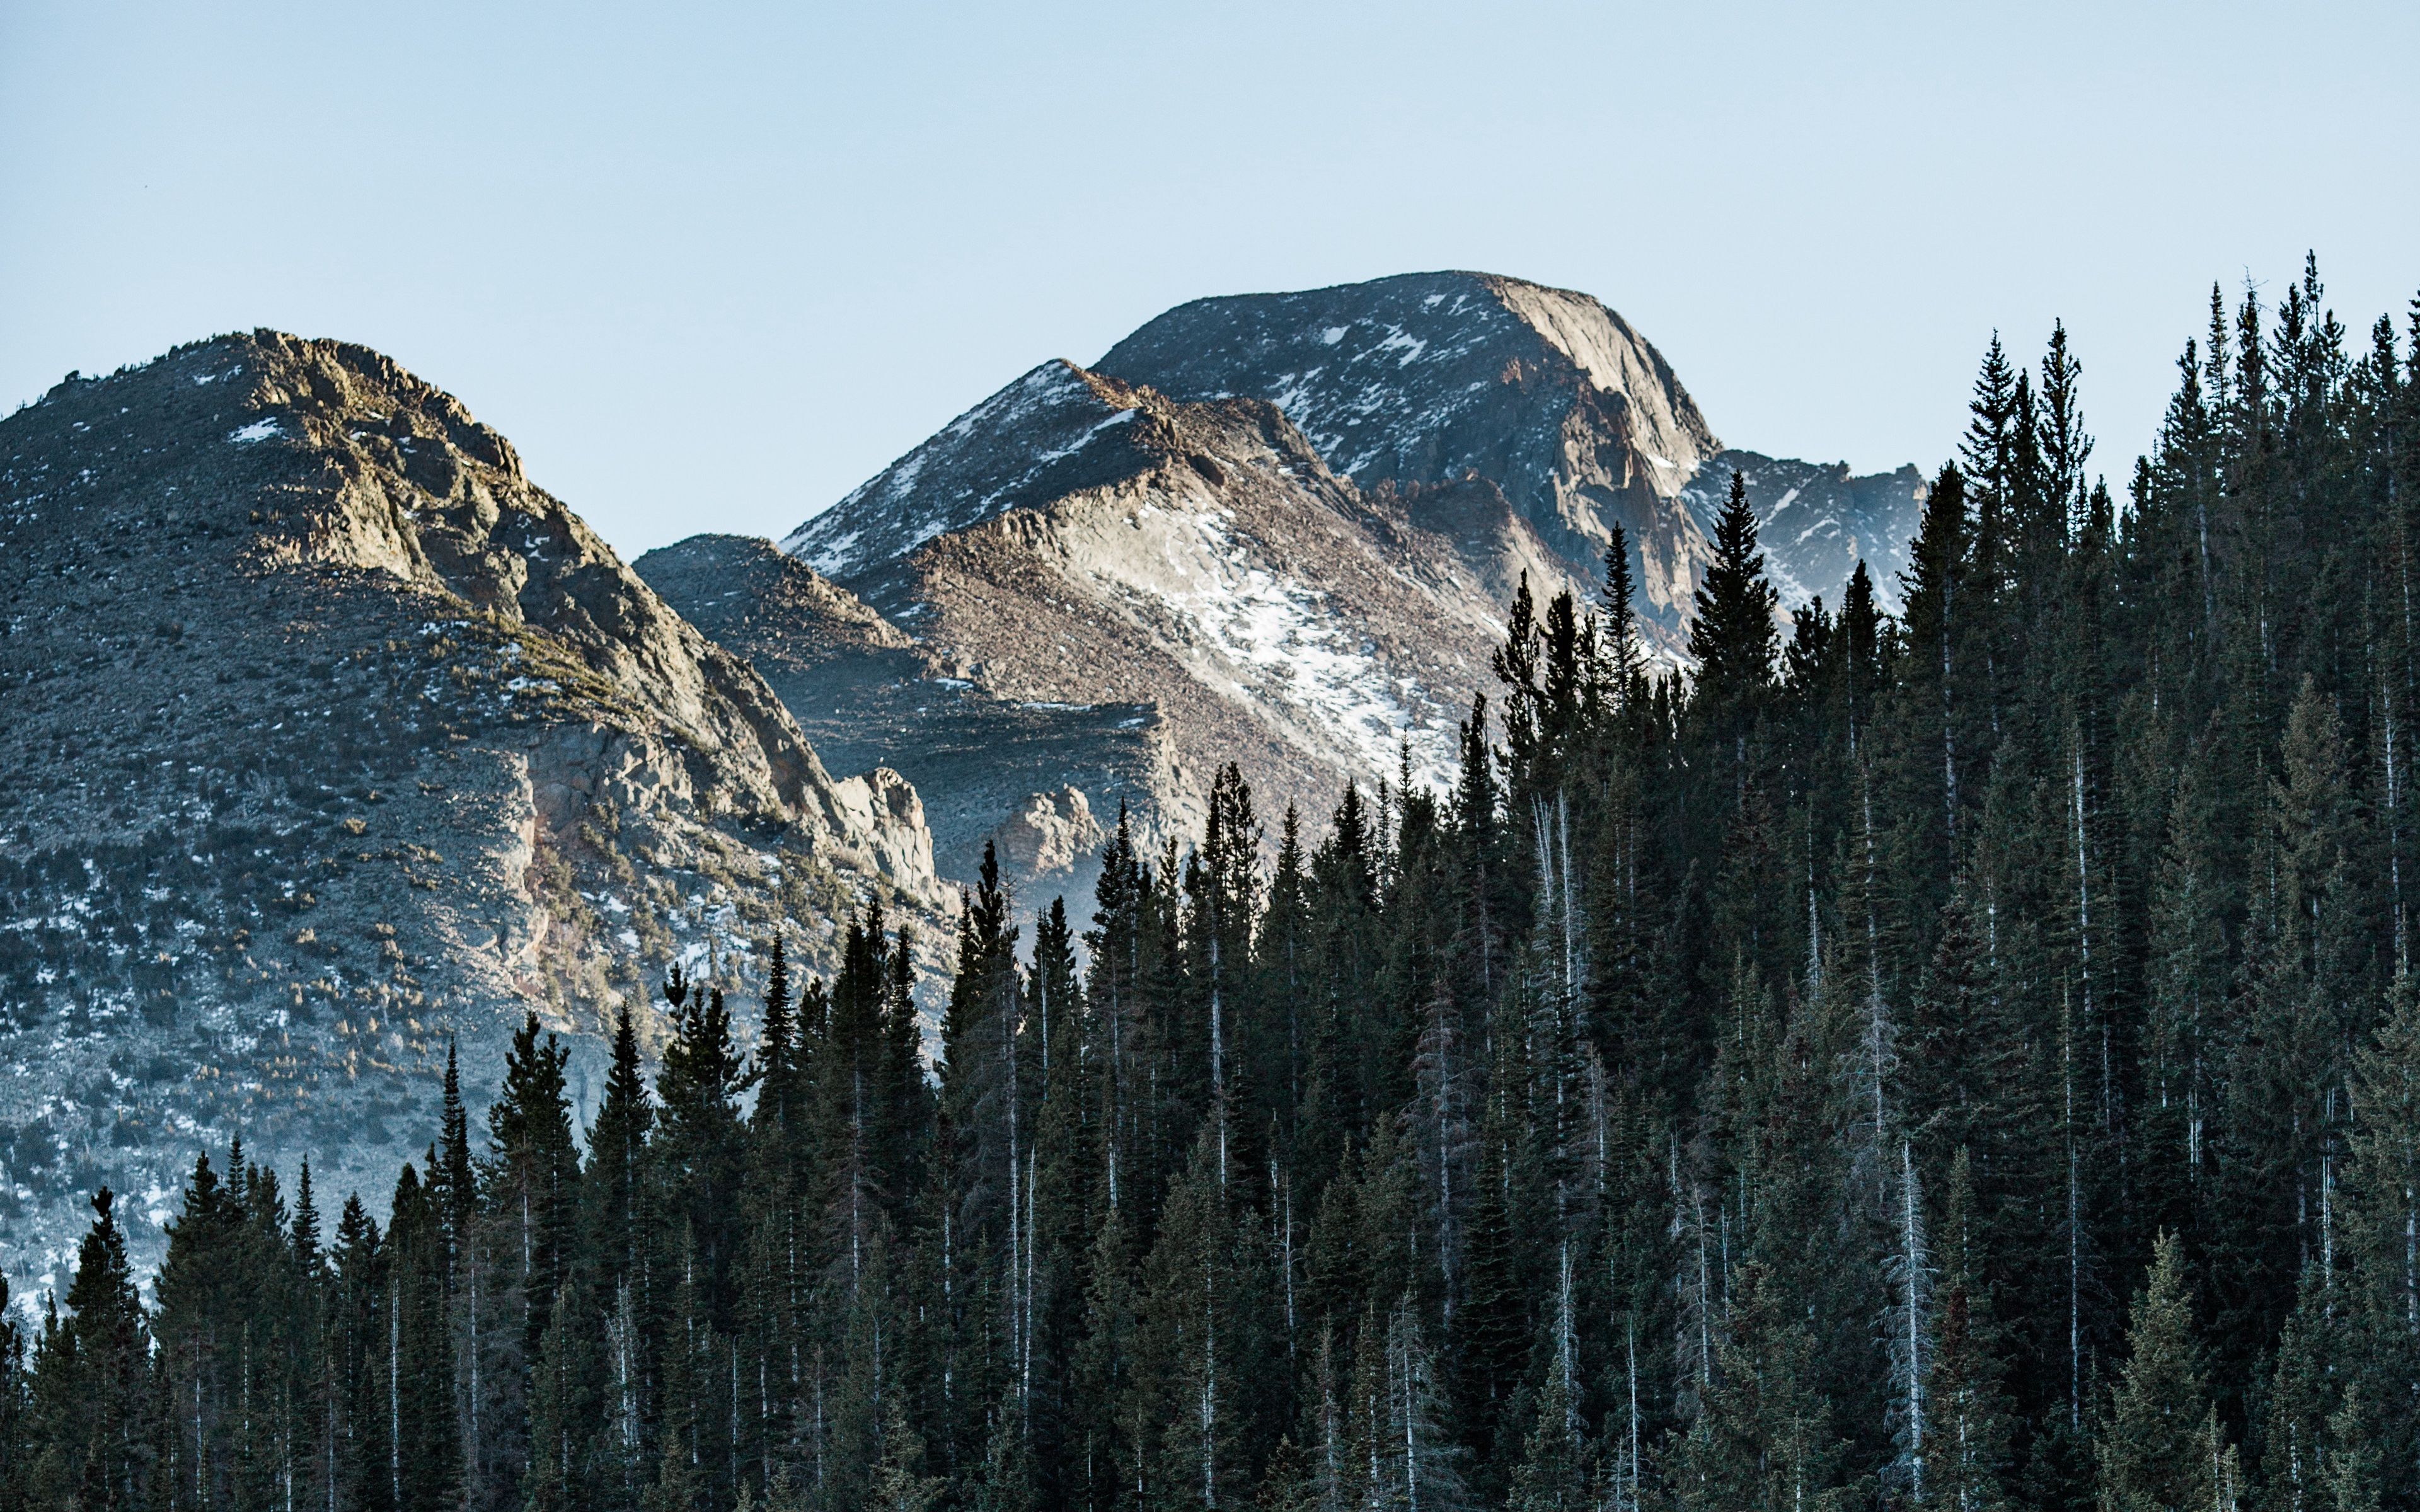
[
  {"xmin": 1097, "ymin": 272, "xmax": 1928, "ymax": 638},
  {"xmin": 638, "ymin": 529, "xmax": 1167, "ymax": 898},
  {"xmin": 0, "ymin": 333, "xmax": 943, "ymax": 1292},
  {"xmin": 1096, "ymin": 272, "xmax": 1720, "ymax": 639}
]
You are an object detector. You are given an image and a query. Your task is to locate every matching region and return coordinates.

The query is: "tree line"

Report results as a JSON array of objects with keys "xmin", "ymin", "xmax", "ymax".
[{"xmin": 3, "ymin": 257, "xmax": 2419, "ymax": 1511}]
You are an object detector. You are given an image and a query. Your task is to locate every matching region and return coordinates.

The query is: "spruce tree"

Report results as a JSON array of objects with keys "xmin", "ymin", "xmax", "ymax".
[
  {"xmin": 655, "ymin": 975, "xmax": 751, "ymax": 1332},
  {"xmin": 1686, "ymin": 469, "xmax": 1780, "ymax": 717},
  {"xmin": 1664, "ymin": 1259, "xmax": 1845, "ymax": 1512},
  {"xmin": 1507, "ymin": 1349, "xmax": 1586, "ymax": 1512},
  {"xmin": 1601, "ymin": 521, "xmax": 1644, "ymax": 709},
  {"xmin": 29, "ymin": 1189, "xmax": 149, "ymax": 1512},
  {"xmin": 1925, "ymin": 1151, "xmax": 2015, "ymax": 1512},
  {"xmin": 2097, "ymin": 1233, "xmax": 2233, "ymax": 1512},
  {"xmin": 587, "ymin": 1000, "xmax": 655, "ymax": 1293}
]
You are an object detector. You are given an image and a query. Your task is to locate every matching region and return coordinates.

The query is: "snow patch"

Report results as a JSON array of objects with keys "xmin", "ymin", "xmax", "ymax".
[
  {"xmin": 228, "ymin": 418, "xmax": 281, "ymax": 445},
  {"xmin": 1155, "ymin": 512, "xmax": 1453, "ymax": 789},
  {"xmin": 1376, "ymin": 329, "xmax": 1428, "ymax": 367}
]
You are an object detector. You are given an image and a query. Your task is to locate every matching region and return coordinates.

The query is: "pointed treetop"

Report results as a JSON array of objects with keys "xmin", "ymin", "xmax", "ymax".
[{"xmin": 1686, "ymin": 469, "xmax": 1778, "ymax": 709}]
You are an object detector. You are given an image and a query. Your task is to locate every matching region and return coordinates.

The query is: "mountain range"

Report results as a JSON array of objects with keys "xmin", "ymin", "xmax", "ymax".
[
  {"xmin": 648, "ymin": 271, "xmax": 1923, "ymax": 897},
  {"xmin": 0, "ymin": 272, "xmax": 1920, "ymax": 1293}
]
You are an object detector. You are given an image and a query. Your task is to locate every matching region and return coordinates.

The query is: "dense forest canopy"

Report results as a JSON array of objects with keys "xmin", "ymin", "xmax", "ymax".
[{"xmin": 6, "ymin": 258, "xmax": 2420, "ymax": 1512}]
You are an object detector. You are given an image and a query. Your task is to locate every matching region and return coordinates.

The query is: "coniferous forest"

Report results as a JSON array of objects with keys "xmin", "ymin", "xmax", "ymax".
[{"xmin": 11, "ymin": 260, "xmax": 2420, "ymax": 1511}]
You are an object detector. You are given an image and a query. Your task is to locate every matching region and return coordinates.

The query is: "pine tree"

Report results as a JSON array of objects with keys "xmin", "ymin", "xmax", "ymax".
[
  {"xmin": 587, "ymin": 1000, "xmax": 656, "ymax": 1293},
  {"xmin": 2260, "ymin": 1264, "xmax": 2342, "ymax": 1512},
  {"xmin": 1352, "ymin": 1295, "xmax": 1472, "ymax": 1512},
  {"xmin": 29, "ymin": 1188, "xmax": 149, "ymax": 1512},
  {"xmin": 480, "ymin": 1011, "xmax": 582, "ymax": 1509},
  {"xmin": 1601, "ymin": 522, "xmax": 1644, "ymax": 711},
  {"xmin": 330, "ymin": 1191, "xmax": 392, "ymax": 1512},
  {"xmin": 867, "ymin": 1402, "xmax": 945, "ymax": 1512},
  {"xmin": 1136, "ymin": 1122, "xmax": 1267, "ymax": 1510},
  {"xmin": 2339, "ymin": 968, "xmax": 2420, "ymax": 1486},
  {"xmin": 1925, "ymin": 1151, "xmax": 2015, "ymax": 1512},
  {"xmin": 2097, "ymin": 1233, "xmax": 2233, "ymax": 1512},
  {"xmin": 387, "ymin": 1162, "xmax": 465, "ymax": 1512},
  {"xmin": 1664, "ymin": 1259, "xmax": 1845, "ymax": 1512},
  {"xmin": 0, "ymin": 1269, "xmax": 25, "ymax": 1512},
  {"xmin": 655, "ymin": 973, "xmax": 751, "ymax": 1334},
  {"xmin": 1898, "ymin": 461, "xmax": 1972, "ymax": 883},
  {"xmin": 1687, "ymin": 470, "xmax": 1780, "ymax": 717},
  {"xmin": 1507, "ymin": 1344, "xmax": 1585, "ymax": 1512},
  {"xmin": 933, "ymin": 844, "xmax": 1024, "ymax": 1476}
]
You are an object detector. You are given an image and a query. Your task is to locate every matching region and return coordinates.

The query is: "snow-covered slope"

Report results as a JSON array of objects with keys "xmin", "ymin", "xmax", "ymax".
[
  {"xmin": 666, "ymin": 364, "xmax": 1562, "ymax": 893},
  {"xmin": 781, "ymin": 362, "xmax": 1150, "ymax": 593},
  {"xmin": 1095, "ymin": 272, "xmax": 1928, "ymax": 636}
]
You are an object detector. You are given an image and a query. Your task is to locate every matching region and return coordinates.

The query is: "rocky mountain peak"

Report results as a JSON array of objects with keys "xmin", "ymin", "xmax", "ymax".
[
  {"xmin": 1102, "ymin": 272, "xmax": 1716, "ymax": 486},
  {"xmin": 1094, "ymin": 270, "xmax": 1722, "ymax": 629},
  {"xmin": 688, "ymin": 272, "xmax": 1926, "ymax": 902},
  {"xmin": 1, "ymin": 332, "xmax": 944, "ymax": 1290}
]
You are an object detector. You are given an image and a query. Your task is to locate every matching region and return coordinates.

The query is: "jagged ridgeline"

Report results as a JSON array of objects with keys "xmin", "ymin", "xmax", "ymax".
[
  {"xmin": 0, "ymin": 334, "xmax": 950, "ymax": 1297},
  {"xmin": 8, "ymin": 260, "xmax": 2420, "ymax": 1512},
  {"xmin": 645, "ymin": 272, "xmax": 1925, "ymax": 909}
]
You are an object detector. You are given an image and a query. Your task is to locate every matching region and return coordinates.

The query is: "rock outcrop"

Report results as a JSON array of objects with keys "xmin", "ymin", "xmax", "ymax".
[
  {"xmin": 988, "ymin": 788, "xmax": 1107, "ymax": 895},
  {"xmin": 0, "ymin": 334, "xmax": 944, "ymax": 1293},
  {"xmin": 1095, "ymin": 271, "xmax": 1719, "ymax": 639},
  {"xmin": 676, "ymin": 362, "xmax": 1540, "ymax": 891},
  {"xmin": 637, "ymin": 530, "xmax": 1177, "ymax": 889},
  {"xmin": 1097, "ymin": 272, "xmax": 1927, "ymax": 637}
]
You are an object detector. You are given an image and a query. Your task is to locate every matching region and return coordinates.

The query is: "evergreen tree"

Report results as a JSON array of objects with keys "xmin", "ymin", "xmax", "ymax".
[
  {"xmin": 2097, "ymin": 1233, "xmax": 2234, "ymax": 1512},
  {"xmin": 0, "ymin": 1270, "xmax": 25, "ymax": 1512},
  {"xmin": 29, "ymin": 1189, "xmax": 149, "ymax": 1512},
  {"xmin": 655, "ymin": 972, "xmax": 751, "ymax": 1333},
  {"xmin": 1925, "ymin": 1151, "xmax": 2016, "ymax": 1512},
  {"xmin": 587, "ymin": 1000, "xmax": 655, "ymax": 1293},
  {"xmin": 1687, "ymin": 470, "xmax": 1780, "ymax": 720},
  {"xmin": 1664, "ymin": 1259, "xmax": 1846, "ymax": 1512},
  {"xmin": 387, "ymin": 1162, "xmax": 465, "ymax": 1512}
]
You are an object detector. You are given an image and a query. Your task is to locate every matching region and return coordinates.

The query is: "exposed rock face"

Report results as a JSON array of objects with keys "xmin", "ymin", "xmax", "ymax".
[
  {"xmin": 0, "ymin": 334, "xmax": 943, "ymax": 1293},
  {"xmin": 1097, "ymin": 272, "xmax": 1718, "ymax": 638},
  {"xmin": 1097, "ymin": 272, "xmax": 1928, "ymax": 640},
  {"xmin": 638, "ymin": 530, "xmax": 1177, "ymax": 890},
  {"xmin": 655, "ymin": 273, "xmax": 1925, "ymax": 899},
  {"xmin": 988, "ymin": 788, "xmax": 1106, "ymax": 895},
  {"xmin": 664, "ymin": 360, "xmax": 1555, "ymax": 893},
  {"xmin": 676, "ymin": 274, "xmax": 1922, "ymax": 897}
]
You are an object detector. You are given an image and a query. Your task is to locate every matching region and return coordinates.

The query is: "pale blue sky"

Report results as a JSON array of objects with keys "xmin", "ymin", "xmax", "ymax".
[{"xmin": 5, "ymin": 1, "xmax": 2415, "ymax": 559}]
